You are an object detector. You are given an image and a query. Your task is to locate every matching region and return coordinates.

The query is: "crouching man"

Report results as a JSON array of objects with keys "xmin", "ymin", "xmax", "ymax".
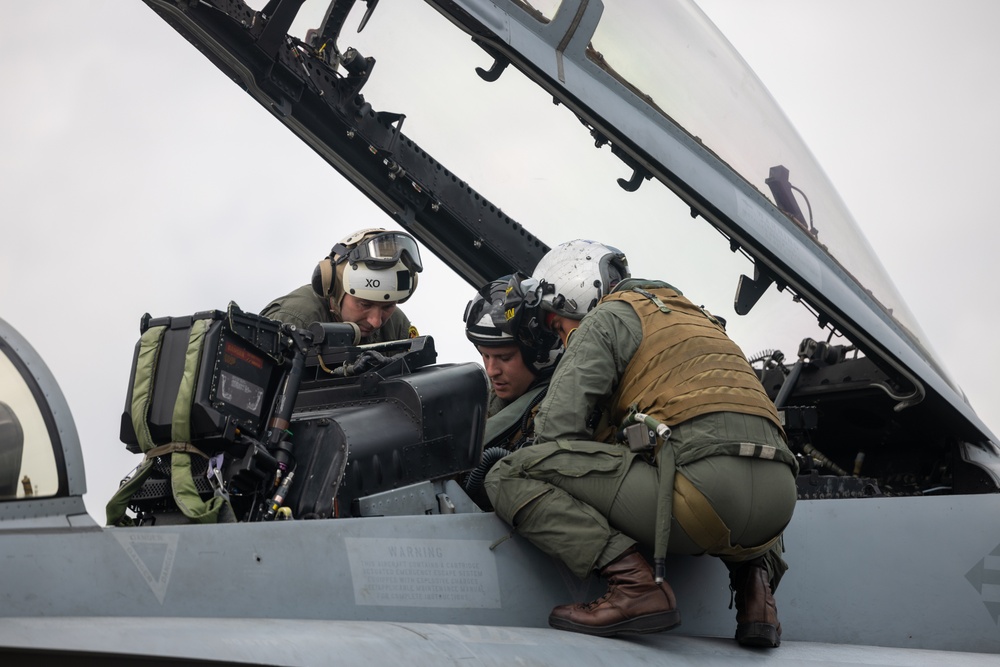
[{"xmin": 485, "ymin": 240, "xmax": 797, "ymax": 647}]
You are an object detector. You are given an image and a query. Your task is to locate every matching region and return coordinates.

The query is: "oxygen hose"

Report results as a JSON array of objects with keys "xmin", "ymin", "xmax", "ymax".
[
  {"xmin": 468, "ymin": 386, "xmax": 549, "ymax": 499},
  {"xmin": 465, "ymin": 447, "xmax": 511, "ymax": 497}
]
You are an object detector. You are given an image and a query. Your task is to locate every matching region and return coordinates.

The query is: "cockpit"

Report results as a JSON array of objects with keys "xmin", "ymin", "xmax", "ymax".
[
  {"xmin": 0, "ymin": 329, "xmax": 61, "ymax": 501},
  {"xmin": 4, "ymin": 0, "xmax": 998, "ymax": 525}
]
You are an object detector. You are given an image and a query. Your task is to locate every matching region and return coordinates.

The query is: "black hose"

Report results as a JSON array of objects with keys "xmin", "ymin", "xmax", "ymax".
[
  {"xmin": 335, "ymin": 350, "xmax": 392, "ymax": 376},
  {"xmin": 464, "ymin": 447, "xmax": 511, "ymax": 498}
]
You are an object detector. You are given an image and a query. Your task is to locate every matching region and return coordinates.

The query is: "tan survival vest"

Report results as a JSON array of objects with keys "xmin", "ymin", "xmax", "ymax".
[{"xmin": 600, "ymin": 283, "xmax": 783, "ymax": 437}]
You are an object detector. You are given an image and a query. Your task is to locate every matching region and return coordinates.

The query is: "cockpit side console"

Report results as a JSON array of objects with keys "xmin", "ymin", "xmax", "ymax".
[{"xmin": 756, "ymin": 337, "xmax": 1000, "ymax": 498}]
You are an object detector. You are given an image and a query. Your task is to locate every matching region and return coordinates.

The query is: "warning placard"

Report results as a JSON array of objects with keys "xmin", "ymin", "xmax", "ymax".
[{"xmin": 345, "ymin": 537, "xmax": 501, "ymax": 608}]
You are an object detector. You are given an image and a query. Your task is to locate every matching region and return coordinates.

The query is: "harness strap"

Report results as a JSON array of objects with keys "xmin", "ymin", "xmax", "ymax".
[
  {"xmin": 144, "ymin": 441, "xmax": 210, "ymax": 461},
  {"xmin": 171, "ymin": 318, "xmax": 209, "ymax": 443},
  {"xmin": 106, "ymin": 459, "xmax": 155, "ymax": 526},
  {"xmin": 170, "ymin": 451, "xmax": 231, "ymax": 524},
  {"xmin": 673, "ymin": 472, "xmax": 781, "ymax": 559},
  {"xmin": 130, "ymin": 325, "xmax": 167, "ymax": 454}
]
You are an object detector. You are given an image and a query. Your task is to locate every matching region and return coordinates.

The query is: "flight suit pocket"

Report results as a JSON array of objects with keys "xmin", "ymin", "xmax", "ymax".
[
  {"xmin": 526, "ymin": 440, "xmax": 627, "ymax": 479},
  {"xmin": 485, "ymin": 441, "xmax": 630, "ymax": 523}
]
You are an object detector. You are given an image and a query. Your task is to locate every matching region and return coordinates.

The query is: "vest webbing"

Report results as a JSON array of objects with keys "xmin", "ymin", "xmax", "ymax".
[{"xmin": 601, "ymin": 286, "xmax": 783, "ymax": 435}]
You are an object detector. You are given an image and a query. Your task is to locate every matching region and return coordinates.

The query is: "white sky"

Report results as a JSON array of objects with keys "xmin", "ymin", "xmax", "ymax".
[{"xmin": 1, "ymin": 1, "xmax": 998, "ymax": 518}]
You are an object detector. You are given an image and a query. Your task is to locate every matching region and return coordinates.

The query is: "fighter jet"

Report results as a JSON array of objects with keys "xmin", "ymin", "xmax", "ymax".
[{"xmin": 1, "ymin": 1, "xmax": 998, "ymax": 664}]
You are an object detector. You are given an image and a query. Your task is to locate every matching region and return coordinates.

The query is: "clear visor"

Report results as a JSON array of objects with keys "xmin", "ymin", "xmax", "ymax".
[{"xmin": 350, "ymin": 232, "xmax": 423, "ymax": 273}]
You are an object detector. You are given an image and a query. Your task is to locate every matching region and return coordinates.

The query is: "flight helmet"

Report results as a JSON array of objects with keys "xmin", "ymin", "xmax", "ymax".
[
  {"xmin": 531, "ymin": 239, "xmax": 630, "ymax": 320},
  {"xmin": 498, "ymin": 241, "xmax": 629, "ymax": 349},
  {"xmin": 312, "ymin": 228, "xmax": 423, "ymax": 305},
  {"xmin": 466, "ymin": 276, "xmax": 563, "ymax": 377},
  {"xmin": 464, "ymin": 276, "xmax": 515, "ymax": 348}
]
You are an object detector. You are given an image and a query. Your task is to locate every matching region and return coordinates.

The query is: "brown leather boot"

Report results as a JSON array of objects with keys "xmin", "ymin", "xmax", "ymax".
[
  {"xmin": 731, "ymin": 558, "xmax": 781, "ymax": 647},
  {"xmin": 549, "ymin": 549, "xmax": 681, "ymax": 637}
]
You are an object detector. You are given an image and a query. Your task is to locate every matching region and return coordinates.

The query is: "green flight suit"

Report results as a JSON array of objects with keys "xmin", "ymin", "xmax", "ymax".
[
  {"xmin": 260, "ymin": 284, "xmax": 413, "ymax": 344},
  {"xmin": 484, "ymin": 382, "xmax": 549, "ymax": 451},
  {"xmin": 487, "ymin": 387, "xmax": 509, "ymax": 419},
  {"xmin": 485, "ymin": 281, "xmax": 797, "ymax": 583},
  {"xmin": 466, "ymin": 381, "xmax": 550, "ymax": 511}
]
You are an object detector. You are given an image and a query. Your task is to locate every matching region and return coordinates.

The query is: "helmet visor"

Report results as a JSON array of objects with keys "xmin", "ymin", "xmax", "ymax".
[
  {"xmin": 349, "ymin": 232, "xmax": 423, "ymax": 273},
  {"xmin": 494, "ymin": 274, "xmax": 562, "ymax": 371},
  {"xmin": 494, "ymin": 274, "xmax": 543, "ymax": 337}
]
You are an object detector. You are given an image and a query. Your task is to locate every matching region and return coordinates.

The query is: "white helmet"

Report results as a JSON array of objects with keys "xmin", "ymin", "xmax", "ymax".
[
  {"xmin": 312, "ymin": 228, "xmax": 422, "ymax": 305},
  {"xmin": 531, "ymin": 239, "xmax": 630, "ymax": 320}
]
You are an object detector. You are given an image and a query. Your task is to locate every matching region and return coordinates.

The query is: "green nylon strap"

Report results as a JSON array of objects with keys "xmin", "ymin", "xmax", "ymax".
[
  {"xmin": 166, "ymin": 319, "xmax": 232, "ymax": 523},
  {"xmin": 171, "ymin": 318, "xmax": 209, "ymax": 444},
  {"xmin": 105, "ymin": 458, "xmax": 156, "ymax": 526},
  {"xmin": 170, "ymin": 451, "xmax": 229, "ymax": 524},
  {"xmin": 105, "ymin": 446, "xmax": 231, "ymax": 526},
  {"xmin": 130, "ymin": 325, "xmax": 167, "ymax": 454}
]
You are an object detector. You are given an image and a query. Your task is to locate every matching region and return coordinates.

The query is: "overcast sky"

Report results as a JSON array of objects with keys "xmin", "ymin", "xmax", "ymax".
[{"xmin": 2, "ymin": 1, "xmax": 998, "ymax": 518}]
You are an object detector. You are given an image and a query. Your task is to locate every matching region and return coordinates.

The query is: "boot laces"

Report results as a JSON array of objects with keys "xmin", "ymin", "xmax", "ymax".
[{"xmin": 582, "ymin": 590, "xmax": 613, "ymax": 610}]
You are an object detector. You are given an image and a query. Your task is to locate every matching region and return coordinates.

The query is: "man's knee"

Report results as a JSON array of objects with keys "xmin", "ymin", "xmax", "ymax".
[
  {"xmin": 483, "ymin": 455, "xmax": 508, "ymax": 504},
  {"xmin": 484, "ymin": 451, "xmax": 543, "ymax": 524}
]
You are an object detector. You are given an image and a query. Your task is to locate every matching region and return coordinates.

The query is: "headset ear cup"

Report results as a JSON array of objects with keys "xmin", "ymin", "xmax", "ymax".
[
  {"xmin": 397, "ymin": 270, "xmax": 419, "ymax": 304},
  {"xmin": 311, "ymin": 258, "xmax": 336, "ymax": 297}
]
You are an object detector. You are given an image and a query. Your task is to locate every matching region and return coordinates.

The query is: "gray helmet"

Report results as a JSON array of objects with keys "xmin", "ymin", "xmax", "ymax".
[{"xmin": 465, "ymin": 276, "xmax": 563, "ymax": 377}]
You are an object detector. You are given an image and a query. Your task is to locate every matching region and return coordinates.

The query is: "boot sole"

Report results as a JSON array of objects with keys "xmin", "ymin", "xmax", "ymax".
[
  {"xmin": 549, "ymin": 610, "xmax": 681, "ymax": 638},
  {"xmin": 736, "ymin": 622, "xmax": 780, "ymax": 648}
]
